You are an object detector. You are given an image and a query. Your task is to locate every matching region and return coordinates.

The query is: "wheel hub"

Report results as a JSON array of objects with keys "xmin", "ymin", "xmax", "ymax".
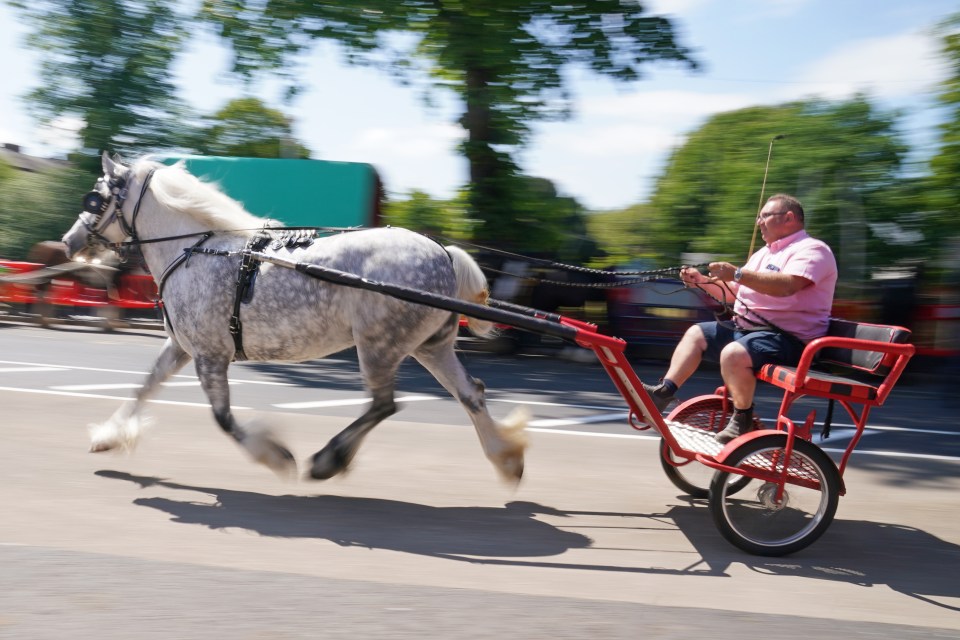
[{"xmin": 757, "ymin": 482, "xmax": 788, "ymax": 511}]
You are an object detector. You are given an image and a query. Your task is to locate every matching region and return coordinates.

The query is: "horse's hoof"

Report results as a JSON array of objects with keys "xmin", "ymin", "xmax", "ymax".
[
  {"xmin": 495, "ymin": 455, "xmax": 524, "ymax": 485},
  {"xmin": 308, "ymin": 447, "xmax": 347, "ymax": 481},
  {"xmin": 89, "ymin": 441, "xmax": 116, "ymax": 453},
  {"xmin": 263, "ymin": 445, "xmax": 297, "ymax": 480},
  {"xmin": 240, "ymin": 429, "xmax": 297, "ymax": 479}
]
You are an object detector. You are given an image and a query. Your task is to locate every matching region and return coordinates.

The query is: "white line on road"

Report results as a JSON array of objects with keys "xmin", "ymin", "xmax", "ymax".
[
  {"xmin": 51, "ymin": 380, "xmax": 208, "ymax": 391},
  {"xmin": 530, "ymin": 412, "xmax": 629, "ymax": 427},
  {"xmin": 0, "ymin": 359, "xmax": 292, "ymax": 386},
  {"xmin": 489, "ymin": 397, "xmax": 619, "ymax": 412},
  {"xmin": 274, "ymin": 394, "xmax": 440, "ymax": 409},
  {"xmin": 0, "ymin": 385, "xmax": 250, "ymax": 410},
  {"xmin": 51, "ymin": 383, "xmax": 142, "ymax": 391},
  {"xmin": 0, "ymin": 366, "xmax": 68, "ymax": 373}
]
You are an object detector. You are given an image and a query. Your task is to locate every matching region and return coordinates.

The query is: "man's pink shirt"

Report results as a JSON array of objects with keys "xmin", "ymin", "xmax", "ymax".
[{"xmin": 734, "ymin": 230, "xmax": 838, "ymax": 342}]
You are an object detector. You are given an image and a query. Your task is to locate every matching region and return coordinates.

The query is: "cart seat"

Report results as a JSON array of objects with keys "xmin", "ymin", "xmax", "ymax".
[{"xmin": 756, "ymin": 319, "xmax": 913, "ymax": 406}]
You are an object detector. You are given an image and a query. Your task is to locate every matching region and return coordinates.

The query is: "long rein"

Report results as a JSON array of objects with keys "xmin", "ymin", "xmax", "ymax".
[{"xmin": 105, "ymin": 197, "xmax": 794, "ymax": 344}]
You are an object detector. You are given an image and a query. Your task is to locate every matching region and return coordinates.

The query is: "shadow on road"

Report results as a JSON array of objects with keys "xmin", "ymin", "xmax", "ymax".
[
  {"xmin": 95, "ymin": 470, "xmax": 591, "ymax": 559},
  {"xmin": 94, "ymin": 469, "xmax": 960, "ymax": 613},
  {"xmin": 667, "ymin": 498, "xmax": 960, "ymax": 613}
]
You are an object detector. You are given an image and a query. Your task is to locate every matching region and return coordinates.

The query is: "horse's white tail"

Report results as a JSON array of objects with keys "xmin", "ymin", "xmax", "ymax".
[{"xmin": 446, "ymin": 245, "xmax": 495, "ymax": 338}]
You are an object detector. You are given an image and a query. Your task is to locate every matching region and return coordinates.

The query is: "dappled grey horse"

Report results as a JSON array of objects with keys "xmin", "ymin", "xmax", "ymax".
[{"xmin": 61, "ymin": 152, "xmax": 526, "ymax": 481}]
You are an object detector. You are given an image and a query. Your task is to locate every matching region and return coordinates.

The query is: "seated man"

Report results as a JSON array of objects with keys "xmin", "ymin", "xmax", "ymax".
[{"xmin": 644, "ymin": 194, "xmax": 838, "ymax": 443}]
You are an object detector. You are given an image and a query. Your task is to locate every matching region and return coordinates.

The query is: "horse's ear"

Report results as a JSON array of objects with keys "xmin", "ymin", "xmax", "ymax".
[{"xmin": 101, "ymin": 150, "xmax": 115, "ymax": 176}]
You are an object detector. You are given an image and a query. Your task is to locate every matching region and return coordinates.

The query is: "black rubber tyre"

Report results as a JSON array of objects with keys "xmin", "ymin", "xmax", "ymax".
[
  {"xmin": 709, "ymin": 434, "xmax": 841, "ymax": 556},
  {"xmin": 659, "ymin": 439, "xmax": 751, "ymax": 499}
]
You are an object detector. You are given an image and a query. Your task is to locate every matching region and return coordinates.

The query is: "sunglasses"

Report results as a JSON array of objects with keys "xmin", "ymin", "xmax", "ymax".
[{"xmin": 757, "ymin": 210, "xmax": 788, "ymax": 221}]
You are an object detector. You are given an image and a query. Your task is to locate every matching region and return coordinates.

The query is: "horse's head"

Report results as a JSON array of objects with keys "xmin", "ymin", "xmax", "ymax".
[{"xmin": 62, "ymin": 151, "xmax": 134, "ymax": 260}]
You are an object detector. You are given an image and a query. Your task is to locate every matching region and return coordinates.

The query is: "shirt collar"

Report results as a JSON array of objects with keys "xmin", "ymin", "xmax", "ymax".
[{"xmin": 767, "ymin": 229, "xmax": 809, "ymax": 253}]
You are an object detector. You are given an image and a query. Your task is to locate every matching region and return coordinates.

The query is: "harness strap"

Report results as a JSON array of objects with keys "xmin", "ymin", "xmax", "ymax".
[
  {"xmin": 229, "ymin": 233, "xmax": 272, "ymax": 361},
  {"xmin": 120, "ymin": 168, "xmax": 155, "ymax": 242},
  {"xmin": 155, "ymin": 232, "xmax": 215, "ymax": 339}
]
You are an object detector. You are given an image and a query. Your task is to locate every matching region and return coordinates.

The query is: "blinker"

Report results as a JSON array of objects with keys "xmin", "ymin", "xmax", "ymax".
[
  {"xmin": 83, "ymin": 191, "xmax": 106, "ymax": 215},
  {"xmin": 82, "ymin": 175, "xmax": 126, "ymax": 216}
]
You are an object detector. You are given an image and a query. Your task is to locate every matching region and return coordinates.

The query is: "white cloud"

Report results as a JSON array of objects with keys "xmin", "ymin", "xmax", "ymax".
[
  {"xmin": 335, "ymin": 123, "xmax": 465, "ymax": 198},
  {"xmin": 645, "ymin": 0, "xmax": 711, "ymax": 20},
  {"xmin": 579, "ymin": 89, "xmax": 755, "ymax": 123},
  {"xmin": 543, "ymin": 123, "xmax": 680, "ymax": 156},
  {"xmin": 352, "ymin": 123, "xmax": 464, "ymax": 159},
  {"xmin": 783, "ymin": 30, "xmax": 946, "ymax": 101},
  {"xmin": 36, "ymin": 116, "xmax": 83, "ymax": 153}
]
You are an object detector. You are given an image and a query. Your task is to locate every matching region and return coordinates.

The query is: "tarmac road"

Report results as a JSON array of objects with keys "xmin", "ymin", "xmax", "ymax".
[{"xmin": 1, "ymin": 323, "xmax": 959, "ymax": 639}]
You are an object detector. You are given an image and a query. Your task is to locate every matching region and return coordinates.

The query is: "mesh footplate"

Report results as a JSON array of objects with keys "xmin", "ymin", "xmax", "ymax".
[
  {"xmin": 738, "ymin": 449, "xmax": 824, "ymax": 489},
  {"xmin": 666, "ymin": 412, "xmax": 823, "ymax": 490},
  {"xmin": 665, "ymin": 420, "xmax": 724, "ymax": 457}
]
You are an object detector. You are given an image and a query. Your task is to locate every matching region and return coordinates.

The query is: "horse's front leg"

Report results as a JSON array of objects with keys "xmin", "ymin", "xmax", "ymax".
[
  {"xmin": 308, "ymin": 344, "xmax": 400, "ymax": 480},
  {"xmin": 308, "ymin": 386, "xmax": 397, "ymax": 480},
  {"xmin": 90, "ymin": 337, "xmax": 192, "ymax": 452},
  {"xmin": 193, "ymin": 355, "xmax": 296, "ymax": 478}
]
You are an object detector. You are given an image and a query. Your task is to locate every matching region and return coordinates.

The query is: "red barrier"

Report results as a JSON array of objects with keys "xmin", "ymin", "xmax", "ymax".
[{"xmin": 0, "ymin": 260, "xmax": 43, "ymax": 305}]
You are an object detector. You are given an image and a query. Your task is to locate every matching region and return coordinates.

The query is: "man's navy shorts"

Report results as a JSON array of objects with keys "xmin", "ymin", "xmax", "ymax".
[{"xmin": 698, "ymin": 321, "xmax": 805, "ymax": 370}]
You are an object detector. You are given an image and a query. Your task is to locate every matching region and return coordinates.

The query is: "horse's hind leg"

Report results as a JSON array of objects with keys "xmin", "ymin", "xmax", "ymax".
[
  {"xmin": 308, "ymin": 347, "xmax": 400, "ymax": 481},
  {"xmin": 193, "ymin": 355, "xmax": 296, "ymax": 478},
  {"xmin": 414, "ymin": 338, "xmax": 527, "ymax": 483},
  {"xmin": 90, "ymin": 337, "xmax": 192, "ymax": 452}
]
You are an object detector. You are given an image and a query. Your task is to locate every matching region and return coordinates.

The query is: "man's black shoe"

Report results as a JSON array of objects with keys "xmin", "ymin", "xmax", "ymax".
[{"xmin": 642, "ymin": 382, "xmax": 676, "ymax": 414}]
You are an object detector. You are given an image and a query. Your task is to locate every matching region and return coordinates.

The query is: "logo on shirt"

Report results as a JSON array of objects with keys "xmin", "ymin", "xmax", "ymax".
[{"xmin": 765, "ymin": 264, "xmax": 781, "ymax": 272}]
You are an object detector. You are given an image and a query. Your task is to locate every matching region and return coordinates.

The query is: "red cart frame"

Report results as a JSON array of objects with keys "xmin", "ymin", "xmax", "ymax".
[{"xmin": 258, "ymin": 252, "xmax": 915, "ymax": 557}]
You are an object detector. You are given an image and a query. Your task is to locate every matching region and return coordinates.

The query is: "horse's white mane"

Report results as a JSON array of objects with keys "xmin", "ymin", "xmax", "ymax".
[{"xmin": 129, "ymin": 159, "xmax": 272, "ymax": 233}]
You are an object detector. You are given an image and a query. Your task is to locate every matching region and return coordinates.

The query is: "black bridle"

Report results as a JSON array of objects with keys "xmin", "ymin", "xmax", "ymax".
[{"xmin": 80, "ymin": 167, "xmax": 216, "ymax": 255}]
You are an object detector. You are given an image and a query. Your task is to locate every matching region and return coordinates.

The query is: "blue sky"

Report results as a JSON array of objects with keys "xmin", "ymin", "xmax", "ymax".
[{"xmin": 0, "ymin": 0, "xmax": 956, "ymax": 210}]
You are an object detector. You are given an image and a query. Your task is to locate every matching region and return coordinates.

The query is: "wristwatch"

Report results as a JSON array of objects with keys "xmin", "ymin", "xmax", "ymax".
[{"xmin": 734, "ymin": 267, "xmax": 743, "ymax": 282}]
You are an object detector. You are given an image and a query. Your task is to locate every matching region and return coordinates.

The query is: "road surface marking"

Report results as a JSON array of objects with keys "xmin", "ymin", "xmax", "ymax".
[
  {"xmin": 0, "ymin": 366, "xmax": 67, "ymax": 373},
  {"xmin": 51, "ymin": 380, "xmax": 209, "ymax": 391},
  {"xmin": 0, "ymin": 359, "xmax": 292, "ymax": 386},
  {"xmin": 0, "ymin": 385, "xmax": 250, "ymax": 409},
  {"xmin": 274, "ymin": 394, "xmax": 440, "ymax": 409},
  {"xmin": 530, "ymin": 412, "xmax": 630, "ymax": 427}
]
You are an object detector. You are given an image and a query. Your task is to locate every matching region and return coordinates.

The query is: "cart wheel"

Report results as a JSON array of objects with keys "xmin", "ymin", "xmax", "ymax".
[
  {"xmin": 660, "ymin": 395, "xmax": 755, "ymax": 498},
  {"xmin": 709, "ymin": 434, "xmax": 841, "ymax": 556},
  {"xmin": 659, "ymin": 439, "xmax": 751, "ymax": 499}
]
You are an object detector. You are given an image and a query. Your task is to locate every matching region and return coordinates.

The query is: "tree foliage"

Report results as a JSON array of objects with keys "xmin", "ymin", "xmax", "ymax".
[
  {"xmin": 647, "ymin": 97, "xmax": 908, "ymax": 283},
  {"xmin": 383, "ymin": 177, "xmax": 599, "ymax": 262},
  {"xmin": 197, "ymin": 0, "xmax": 697, "ymax": 245},
  {"xmin": 8, "ymin": 0, "xmax": 192, "ymax": 172},
  {"xmin": 190, "ymin": 97, "xmax": 312, "ymax": 159},
  {"xmin": 585, "ymin": 204, "xmax": 656, "ymax": 268},
  {"xmin": 928, "ymin": 12, "xmax": 960, "ymax": 235},
  {"xmin": 382, "ymin": 189, "xmax": 471, "ymax": 238},
  {"xmin": 0, "ymin": 165, "xmax": 93, "ymax": 260}
]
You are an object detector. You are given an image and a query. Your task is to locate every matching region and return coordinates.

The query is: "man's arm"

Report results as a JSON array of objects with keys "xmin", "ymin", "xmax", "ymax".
[{"xmin": 707, "ymin": 261, "xmax": 812, "ymax": 297}]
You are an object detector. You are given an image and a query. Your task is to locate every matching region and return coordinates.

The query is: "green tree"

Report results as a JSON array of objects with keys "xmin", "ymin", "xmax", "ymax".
[
  {"xmin": 0, "ymin": 165, "xmax": 93, "ymax": 260},
  {"xmin": 585, "ymin": 203, "xmax": 656, "ymax": 268},
  {"xmin": 382, "ymin": 189, "xmax": 470, "ymax": 238},
  {"xmin": 928, "ymin": 12, "xmax": 960, "ymax": 238},
  {"xmin": 8, "ymin": 0, "xmax": 191, "ymax": 172},
  {"xmin": 198, "ymin": 1, "xmax": 696, "ymax": 245},
  {"xmin": 647, "ymin": 97, "xmax": 908, "ymax": 284},
  {"xmin": 191, "ymin": 97, "xmax": 312, "ymax": 159}
]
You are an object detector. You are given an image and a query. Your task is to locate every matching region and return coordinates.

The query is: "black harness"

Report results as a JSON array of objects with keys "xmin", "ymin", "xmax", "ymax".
[
  {"xmin": 229, "ymin": 232, "xmax": 272, "ymax": 361},
  {"xmin": 187, "ymin": 229, "xmax": 317, "ymax": 361}
]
